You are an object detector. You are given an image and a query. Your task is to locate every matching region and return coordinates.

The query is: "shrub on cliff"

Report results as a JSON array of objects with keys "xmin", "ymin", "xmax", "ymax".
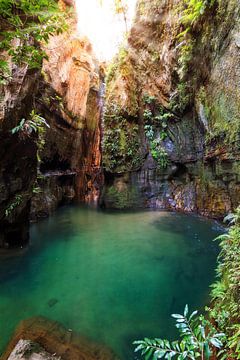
[{"xmin": 0, "ymin": 0, "xmax": 68, "ymax": 84}]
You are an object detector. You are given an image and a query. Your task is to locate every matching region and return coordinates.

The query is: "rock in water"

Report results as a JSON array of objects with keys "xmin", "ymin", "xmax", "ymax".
[
  {"xmin": 2, "ymin": 317, "xmax": 119, "ymax": 360},
  {"xmin": 7, "ymin": 339, "xmax": 60, "ymax": 360}
]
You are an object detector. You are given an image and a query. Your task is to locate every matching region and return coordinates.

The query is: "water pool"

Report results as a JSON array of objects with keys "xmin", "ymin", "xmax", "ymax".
[{"xmin": 0, "ymin": 206, "xmax": 222, "ymax": 359}]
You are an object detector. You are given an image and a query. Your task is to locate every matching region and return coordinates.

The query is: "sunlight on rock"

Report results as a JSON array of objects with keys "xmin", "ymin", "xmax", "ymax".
[{"xmin": 75, "ymin": 0, "xmax": 137, "ymax": 60}]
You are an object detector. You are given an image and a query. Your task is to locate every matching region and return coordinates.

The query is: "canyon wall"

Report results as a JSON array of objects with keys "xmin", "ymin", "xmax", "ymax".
[
  {"xmin": 0, "ymin": 61, "xmax": 39, "ymax": 248},
  {"xmin": 31, "ymin": 28, "xmax": 103, "ymax": 220},
  {"xmin": 101, "ymin": 0, "xmax": 240, "ymax": 219},
  {"xmin": 0, "ymin": 4, "xmax": 103, "ymax": 247},
  {"xmin": 1, "ymin": 0, "xmax": 240, "ymax": 249}
]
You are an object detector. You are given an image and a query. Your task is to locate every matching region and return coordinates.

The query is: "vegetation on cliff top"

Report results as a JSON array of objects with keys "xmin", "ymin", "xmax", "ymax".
[{"xmin": 0, "ymin": 0, "xmax": 67, "ymax": 84}]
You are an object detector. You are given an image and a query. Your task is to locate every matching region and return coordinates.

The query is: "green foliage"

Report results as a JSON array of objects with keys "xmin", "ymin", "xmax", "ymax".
[
  {"xmin": 143, "ymin": 109, "xmax": 153, "ymax": 121},
  {"xmin": 208, "ymin": 208, "xmax": 240, "ymax": 359},
  {"xmin": 0, "ymin": 58, "xmax": 10, "ymax": 84},
  {"xmin": 143, "ymin": 93, "xmax": 157, "ymax": 105},
  {"xmin": 144, "ymin": 124, "xmax": 154, "ymax": 141},
  {"xmin": 144, "ymin": 124, "xmax": 168, "ymax": 168},
  {"xmin": 151, "ymin": 139, "xmax": 169, "ymax": 169},
  {"xmin": 197, "ymin": 86, "xmax": 240, "ymax": 144},
  {"xmin": 180, "ymin": 0, "xmax": 216, "ymax": 26},
  {"xmin": 142, "ymin": 96, "xmax": 171, "ymax": 168},
  {"xmin": 178, "ymin": 42, "xmax": 194, "ymax": 79},
  {"xmin": 170, "ymin": 83, "xmax": 192, "ymax": 113},
  {"xmin": 105, "ymin": 47, "xmax": 132, "ymax": 88},
  {"xmin": 102, "ymin": 104, "xmax": 142, "ymax": 172},
  {"xmin": 11, "ymin": 110, "xmax": 49, "ymax": 139},
  {"xmin": 105, "ymin": 185, "xmax": 138, "ymax": 209},
  {"xmin": 11, "ymin": 110, "xmax": 49, "ymax": 166},
  {"xmin": 174, "ymin": 0, "xmax": 217, "ymax": 109},
  {"xmin": 134, "ymin": 305, "xmax": 225, "ymax": 360},
  {"xmin": 105, "ymin": 61, "xmax": 118, "ymax": 85},
  {"xmin": 5, "ymin": 194, "xmax": 23, "ymax": 217},
  {"xmin": 0, "ymin": 0, "xmax": 68, "ymax": 83},
  {"xmin": 208, "ymin": 93, "xmax": 240, "ymax": 144},
  {"xmin": 32, "ymin": 185, "xmax": 42, "ymax": 194}
]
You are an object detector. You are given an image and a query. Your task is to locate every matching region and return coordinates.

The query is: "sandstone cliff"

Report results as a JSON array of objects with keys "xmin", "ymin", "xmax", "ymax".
[
  {"xmin": 101, "ymin": 0, "xmax": 240, "ymax": 218},
  {"xmin": 31, "ymin": 29, "xmax": 103, "ymax": 220},
  {"xmin": 0, "ymin": 3, "xmax": 103, "ymax": 247},
  {"xmin": 1, "ymin": 0, "xmax": 239, "ymax": 249},
  {"xmin": 0, "ymin": 61, "xmax": 39, "ymax": 247}
]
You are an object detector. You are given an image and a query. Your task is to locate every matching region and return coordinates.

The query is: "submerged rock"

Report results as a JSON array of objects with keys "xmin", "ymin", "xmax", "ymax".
[
  {"xmin": 2, "ymin": 317, "xmax": 119, "ymax": 360},
  {"xmin": 7, "ymin": 339, "xmax": 60, "ymax": 360}
]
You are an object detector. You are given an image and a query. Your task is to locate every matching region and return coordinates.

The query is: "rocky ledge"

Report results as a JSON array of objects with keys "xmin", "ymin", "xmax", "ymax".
[{"xmin": 2, "ymin": 317, "xmax": 118, "ymax": 360}]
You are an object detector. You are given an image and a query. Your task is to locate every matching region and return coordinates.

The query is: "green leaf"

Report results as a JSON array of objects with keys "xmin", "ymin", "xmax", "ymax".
[
  {"xmin": 172, "ymin": 314, "xmax": 184, "ymax": 319},
  {"xmin": 154, "ymin": 349, "xmax": 166, "ymax": 359},
  {"xmin": 134, "ymin": 344, "xmax": 144, "ymax": 352},
  {"xmin": 145, "ymin": 348, "xmax": 154, "ymax": 359},
  {"xmin": 210, "ymin": 337, "xmax": 223, "ymax": 349},
  {"xmin": 189, "ymin": 310, "xmax": 198, "ymax": 320},
  {"xmin": 204, "ymin": 342, "xmax": 211, "ymax": 359}
]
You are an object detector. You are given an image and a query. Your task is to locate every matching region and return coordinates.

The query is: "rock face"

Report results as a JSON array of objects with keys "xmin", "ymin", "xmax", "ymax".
[
  {"xmin": 2, "ymin": 317, "xmax": 118, "ymax": 360},
  {"xmin": 31, "ymin": 30, "xmax": 103, "ymax": 220},
  {"xmin": 101, "ymin": 0, "xmax": 240, "ymax": 218},
  {"xmin": 0, "ymin": 0, "xmax": 239, "ymax": 249},
  {"xmin": 7, "ymin": 340, "xmax": 60, "ymax": 360},
  {"xmin": 0, "ymin": 13, "xmax": 103, "ymax": 245},
  {"xmin": 0, "ymin": 62, "xmax": 39, "ymax": 247}
]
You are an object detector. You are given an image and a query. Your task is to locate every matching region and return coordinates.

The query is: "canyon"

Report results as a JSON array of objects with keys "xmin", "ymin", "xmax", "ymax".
[
  {"xmin": 0, "ymin": 0, "xmax": 239, "ymax": 359},
  {"xmin": 0, "ymin": 0, "xmax": 239, "ymax": 249},
  {"xmin": 1, "ymin": 0, "xmax": 239, "ymax": 249}
]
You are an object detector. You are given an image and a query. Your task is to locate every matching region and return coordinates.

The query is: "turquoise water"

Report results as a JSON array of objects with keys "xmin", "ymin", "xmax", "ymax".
[{"xmin": 0, "ymin": 206, "xmax": 221, "ymax": 359}]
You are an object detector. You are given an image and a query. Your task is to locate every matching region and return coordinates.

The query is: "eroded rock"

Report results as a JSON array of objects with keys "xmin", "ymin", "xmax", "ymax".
[{"xmin": 2, "ymin": 317, "xmax": 118, "ymax": 360}]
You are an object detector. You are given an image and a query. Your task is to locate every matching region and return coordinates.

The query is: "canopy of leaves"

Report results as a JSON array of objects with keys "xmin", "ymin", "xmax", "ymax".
[{"xmin": 0, "ymin": 0, "xmax": 68, "ymax": 83}]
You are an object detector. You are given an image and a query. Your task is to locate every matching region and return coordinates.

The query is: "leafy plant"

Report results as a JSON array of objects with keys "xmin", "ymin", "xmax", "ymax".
[
  {"xmin": 5, "ymin": 194, "xmax": 23, "ymax": 217},
  {"xmin": 144, "ymin": 109, "xmax": 153, "ymax": 121},
  {"xmin": 180, "ymin": 0, "xmax": 216, "ymax": 26},
  {"xmin": 144, "ymin": 124, "xmax": 154, "ymax": 141},
  {"xmin": 144, "ymin": 125, "xmax": 169, "ymax": 168},
  {"xmin": 174, "ymin": 0, "xmax": 217, "ymax": 102},
  {"xmin": 102, "ymin": 104, "xmax": 142, "ymax": 172},
  {"xmin": 11, "ymin": 110, "xmax": 50, "ymax": 168},
  {"xmin": 134, "ymin": 305, "xmax": 225, "ymax": 360},
  {"xmin": 208, "ymin": 208, "xmax": 240, "ymax": 359},
  {"xmin": 143, "ymin": 93, "xmax": 156, "ymax": 105},
  {"xmin": 32, "ymin": 186, "xmax": 42, "ymax": 194},
  {"xmin": 0, "ymin": 0, "xmax": 68, "ymax": 82},
  {"xmin": 150, "ymin": 139, "xmax": 169, "ymax": 169},
  {"xmin": 11, "ymin": 110, "xmax": 50, "ymax": 140}
]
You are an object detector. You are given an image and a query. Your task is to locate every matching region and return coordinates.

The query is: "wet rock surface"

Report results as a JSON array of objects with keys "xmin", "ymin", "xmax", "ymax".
[
  {"xmin": 0, "ymin": 14, "xmax": 103, "ymax": 246},
  {"xmin": 2, "ymin": 317, "xmax": 118, "ymax": 360},
  {"xmin": 7, "ymin": 339, "xmax": 60, "ymax": 360},
  {"xmin": 0, "ymin": 63, "xmax": 39, "ymax": 248},
  {"xmin": 101, "ymin": 0, "xmax": 240, "ymax": 219}
]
